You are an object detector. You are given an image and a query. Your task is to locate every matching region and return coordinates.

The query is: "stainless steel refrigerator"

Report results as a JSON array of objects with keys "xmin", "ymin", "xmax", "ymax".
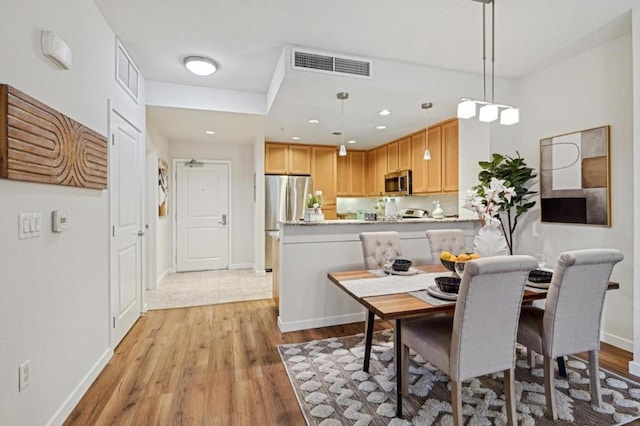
[{"xmin": 265, "ymin": 175, "xmax": 312, "ymax": 271}]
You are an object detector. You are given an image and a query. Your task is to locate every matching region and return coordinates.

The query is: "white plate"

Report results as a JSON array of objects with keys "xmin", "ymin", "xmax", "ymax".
[
  {"xmin": 384, "ymin": 266, "xmax": 419, "ymax": 276},
  {"xmin": 426, "ymin": 284, "xmax": 458, "ymax": 301}
]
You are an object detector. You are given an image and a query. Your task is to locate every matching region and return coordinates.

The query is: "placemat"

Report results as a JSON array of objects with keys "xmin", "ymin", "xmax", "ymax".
[{"xmin": 342, "ymin": 272, "xmax": 445, "ymax": 298}]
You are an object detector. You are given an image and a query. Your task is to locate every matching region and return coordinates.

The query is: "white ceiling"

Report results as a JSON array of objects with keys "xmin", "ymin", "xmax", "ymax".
[{"xmin": 96, "ymin": 0, "xmax": 634, "ymax": 150}]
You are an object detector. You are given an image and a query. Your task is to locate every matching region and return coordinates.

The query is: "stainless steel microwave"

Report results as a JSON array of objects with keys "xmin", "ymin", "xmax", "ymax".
[{"xmin": 384, "ymin": 170, "xmax": 412, "ymax": 196}]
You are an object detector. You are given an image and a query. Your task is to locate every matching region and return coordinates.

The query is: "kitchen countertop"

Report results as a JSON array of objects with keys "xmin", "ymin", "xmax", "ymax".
[{"xmin": 281, "ymin": 217, "xmax": 477, "ymax": 226}]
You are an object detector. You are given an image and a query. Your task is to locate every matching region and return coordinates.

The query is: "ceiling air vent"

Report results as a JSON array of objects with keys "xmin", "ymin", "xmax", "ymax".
[{"xmin": 292, "ymin": 48, "xmax": 372, "ymax": 79}]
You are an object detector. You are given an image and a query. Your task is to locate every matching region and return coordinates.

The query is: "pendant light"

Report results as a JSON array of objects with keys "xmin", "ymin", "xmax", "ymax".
[
  {"xmin": 457, "ymin": 0, "xmax": 519, "ymax": 125},
  {"xmin": 422, "ymin": 102, "xmax": 433, "ymax": 160},
  {"xmin": 337, "ymin": 92, "xmax": 349, "ymax": 156}
]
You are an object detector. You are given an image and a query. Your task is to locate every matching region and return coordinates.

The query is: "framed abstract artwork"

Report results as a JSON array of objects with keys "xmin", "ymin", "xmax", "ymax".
[
  {"xmin": 539, "ymin": 125, "xmax": 610, "ymax": 226},
  {"xmin": 158, "ymin": 159, "xmax": 168, "ymax": 217}
]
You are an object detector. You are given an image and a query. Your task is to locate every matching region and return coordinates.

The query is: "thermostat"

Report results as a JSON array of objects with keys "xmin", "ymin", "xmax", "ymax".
[{"xmin": 52, "ymin": 210, "xmax": 67, "ymax": 232}]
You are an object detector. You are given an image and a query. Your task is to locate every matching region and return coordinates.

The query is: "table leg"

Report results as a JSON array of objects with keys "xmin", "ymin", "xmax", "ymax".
[
  {"xmin": 395, "ymin": 318, "xmax": 403, "ymax": 418},
  {"xmin": 557, "ymin": 356, "xmax": 567, "ymax": 377},
  {"xmin": 363, "ymin": 310, "xmax": 375, "ymax": 373}
]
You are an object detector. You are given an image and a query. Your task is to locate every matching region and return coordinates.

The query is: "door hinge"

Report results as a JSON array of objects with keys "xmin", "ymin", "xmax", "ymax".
[
  {"xmin": 111, "ymin": 134, "xmax": 115, "ymax": 146},
  {"xmin": 112, "ymin": 226, "xmax": 115, "ymax": 237},
  {"xmin": 112, "ymin": 316, "xmax": 116, "ymax": 328}
]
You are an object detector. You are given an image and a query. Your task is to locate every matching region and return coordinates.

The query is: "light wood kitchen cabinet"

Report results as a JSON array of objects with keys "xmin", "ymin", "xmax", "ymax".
[
  {"xmin": 374, "ymin": 145, "xmax": 387, "ymax": 196},
  {"xmin": 387, "ymin": 141, "xmax": 398, "ymax": 172},
  {"xmin": 410, "ymin": 130, "xmax": 428, "ymax": 193},
  {"xmin": 398, "ymin": 137, "xmax": 411, "ymax": 170},
  {"xmin": 311, "ymin": 146, "xmax": 337, "ymax": 219},
  {"xmin": 441, "ymin": 119, "xmax": 459, "ymax": 192},
  {"xmin": 337, "ymin": 150, "xmax": 366, "ymax": 196},
  {"xmin": 408, "ymin": 118, "xmax": 458, "ymax": 194},
  {"xmin": 365, "ymin": 149, "xmax": 377, "ymax": 196},
  {"xmin": 265, "ymin": 142, "xmax": 311, "ymax": 175},
  {"xmin": 426, "ymin": 125, "xmax": 443, "ymax": 193}
]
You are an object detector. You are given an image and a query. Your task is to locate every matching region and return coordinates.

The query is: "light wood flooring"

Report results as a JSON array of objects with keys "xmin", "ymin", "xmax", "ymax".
[{"xmin": 64, "ymin": 299, "xmax": 638, "ymax": 425}]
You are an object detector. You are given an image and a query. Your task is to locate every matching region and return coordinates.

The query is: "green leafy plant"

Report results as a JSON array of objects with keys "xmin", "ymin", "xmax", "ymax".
[
  {"xmin": 306, "ymin": 190, "xmax": 324, "ymax": 209},
  {"xmin": 467, "ymin": 152, "xmax": 537, "ymax": 254}
]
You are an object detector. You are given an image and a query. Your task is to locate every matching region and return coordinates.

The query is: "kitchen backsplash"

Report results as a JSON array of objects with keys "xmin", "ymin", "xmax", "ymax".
[{"xmin": 336, "ymin": 193, "xmax": 459, "ymax": 218}]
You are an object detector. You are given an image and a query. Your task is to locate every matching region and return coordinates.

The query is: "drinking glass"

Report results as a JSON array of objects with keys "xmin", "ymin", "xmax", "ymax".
[
  {"xmin": 534, "ymin": 253, "xmax": 545, "ymax": 269},
  {"xmin": 454, "ymin": 261, "xmax": 465, "ymax": 277},
  {"xmin": 384, "ymin": 250, "xmax": 397, "ymax": 270}
]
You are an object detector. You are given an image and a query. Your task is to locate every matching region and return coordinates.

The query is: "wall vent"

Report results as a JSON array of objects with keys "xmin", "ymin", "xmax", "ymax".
[{"xmin": 292, "ymin": 48, "xmax": 372, "ymax": 79}]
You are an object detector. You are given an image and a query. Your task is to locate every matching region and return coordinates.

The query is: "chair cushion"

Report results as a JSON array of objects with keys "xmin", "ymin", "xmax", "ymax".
[
  {"xmin": 401, "ymin": 315, "xmax": 453, "ymax": 374},
  {"xmin": 517, "ymin": 306, "xmax": 545, "ymax": 354}
]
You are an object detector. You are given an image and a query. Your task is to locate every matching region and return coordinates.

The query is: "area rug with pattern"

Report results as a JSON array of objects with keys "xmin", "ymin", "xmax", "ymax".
[{"xmin": 278, "ymin": 329, "xmax": 640, "ymax": 425}]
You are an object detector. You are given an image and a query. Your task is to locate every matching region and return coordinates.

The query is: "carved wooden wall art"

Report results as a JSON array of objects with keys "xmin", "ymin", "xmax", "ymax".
[{"xmin": 0, "ymin": 84, "xmax": 108, "ymax": 189}]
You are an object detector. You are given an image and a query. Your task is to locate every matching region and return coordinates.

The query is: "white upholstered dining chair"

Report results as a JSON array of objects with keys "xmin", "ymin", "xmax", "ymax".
[
  {"xmin": 400, "ymin": 255, "xmax": 537, "ymax": 425},
  {"xmin": 359, "ymin": 231, "xmax": 403, "ymax": 270},
  {"xmin": 358, "ymin": 231, "xmax": 404, "ymax": 372},
  {"xmin": 517, "ymin": 248, "xmax": 624, "ymax": 420},
  {"xmin": 425, "ymin": 229, "xmax": 467, "ymax": 264}
]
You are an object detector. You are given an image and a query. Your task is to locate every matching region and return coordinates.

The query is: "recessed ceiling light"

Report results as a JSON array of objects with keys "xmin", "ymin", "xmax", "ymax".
[
  {"xmin": 184, "ymin": 56, "xmax": 217, "ymax": 76},
  {"xmin": 347, "ymin": 140, "xmax": 357, "ymax": 144},
  {"xmin": 378, "ymin": 109, "xmax": 391, "ymax": 116},
  {"xmin": 376, "ymin": 125, "xmax": 387, "ymax": 130},
  {"xmin": 205, "ymin": 130, "xmax": 215, "ymax": 135},
  {"xmin": 291, "ymin": 136, "xmax": 301, "ymax": 141},
  {"xmin": 308, "ymin": 119, "xmax": 319, "ymax": 124}
]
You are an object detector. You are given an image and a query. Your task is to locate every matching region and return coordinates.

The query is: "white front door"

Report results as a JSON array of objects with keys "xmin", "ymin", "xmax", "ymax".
[
  {"xmin": 176, "ymin": 161, "xmax": 229, "ymax": 271},
  {"xmin": 109, "ymin": 111, "xmax": 143, "ymax": 346}
]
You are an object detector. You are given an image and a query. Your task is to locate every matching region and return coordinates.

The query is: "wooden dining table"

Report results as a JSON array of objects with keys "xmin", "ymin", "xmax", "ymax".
[{"xmin": 327, "ymin": 264, "xmax": 619, "ymax": 418}]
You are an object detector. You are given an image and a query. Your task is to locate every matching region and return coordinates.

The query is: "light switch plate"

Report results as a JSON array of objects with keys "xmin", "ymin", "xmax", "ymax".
[{"xmin": 19, "ymin": 213, "xmax": 41, "ymax": 239}]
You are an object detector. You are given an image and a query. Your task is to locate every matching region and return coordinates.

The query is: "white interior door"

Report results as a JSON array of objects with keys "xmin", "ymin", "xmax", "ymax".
[
  {"xmin": 176, "ymin": 161, "xmax": 229, "ymax": 271},
  {"xmin": 109, "ymin": 111, "xmax": 143, "ymax": 346}
]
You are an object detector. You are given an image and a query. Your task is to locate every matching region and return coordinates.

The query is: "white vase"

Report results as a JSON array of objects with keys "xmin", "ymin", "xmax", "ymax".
[
  {"xmin": 474, "ymin": 218, "xmax": 509, "ymax": 257},
  {"xmin": 304, "ymin": 207, "xmax": 324, "ymax": 222}
]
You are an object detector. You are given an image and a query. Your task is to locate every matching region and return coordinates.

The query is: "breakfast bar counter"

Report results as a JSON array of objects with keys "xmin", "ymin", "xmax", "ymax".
[{"xmin": 276, "ymin": 218, "xmax": 479, "ymax": 332}]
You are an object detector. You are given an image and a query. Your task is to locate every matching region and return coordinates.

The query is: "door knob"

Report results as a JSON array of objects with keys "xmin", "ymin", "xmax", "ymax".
[
  {"xmin": 137, "ymin": 230, "xmax": 145, "ymax": 237},
  {"xmin": 219, "ymin": 214, "xmax": 227, "ymax": 226}
]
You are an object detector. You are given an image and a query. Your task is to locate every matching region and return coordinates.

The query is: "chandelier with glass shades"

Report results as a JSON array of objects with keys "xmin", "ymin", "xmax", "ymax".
[{"xmin": 457, "ymin": 0, "xmax": 519, "ymax": 125}]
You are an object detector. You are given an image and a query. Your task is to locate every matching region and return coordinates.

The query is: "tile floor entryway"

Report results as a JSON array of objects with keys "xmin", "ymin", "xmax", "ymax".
[{"xmin": 146, "ymin": 269, "xmax": 272, "ymax": 310}]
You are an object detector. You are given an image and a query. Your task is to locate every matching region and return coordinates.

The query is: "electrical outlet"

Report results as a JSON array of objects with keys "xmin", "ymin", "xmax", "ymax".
[{"xmin": 19, "ymin": 359, "xmax": 31, "ymax": 391}]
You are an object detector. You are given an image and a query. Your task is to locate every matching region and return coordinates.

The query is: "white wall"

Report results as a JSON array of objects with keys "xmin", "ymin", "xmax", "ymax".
[
  {"xmin": 0, "ymin": 1, "xmax": 145, "ymax": 424},
  {"xmin": 170, "ymin": 141, "xmax": 255, "ymax": 268},
  {"xmin": 492, "ymin": 33, "xmax": 634, "ymax": 349},
  {"xmin": 147, "ymin": 126, "xmax": 172, "ymax": 280}
]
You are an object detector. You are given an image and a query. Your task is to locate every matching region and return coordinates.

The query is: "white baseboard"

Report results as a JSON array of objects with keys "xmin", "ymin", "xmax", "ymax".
[
  {"xmin": 601, "ymin": 331, "xmax": 633, "ymax": 352},
  {"xmin": 47, "ymin": 347, "xmax": 113, "ymax": 426},
  {"xmin": 229, "ymin": 263, "xmax": 254, "ymax": 270},
  {"xmin": 629, "ymin": 361, "xmax": 640, "ymax": 376},
  {"xmin": 277, "ymin": 312, "xmax": 367, "ymax": 333},
  {"xmin": 157, "ymin": 267, "xmax": 173, "ymax": 284}
]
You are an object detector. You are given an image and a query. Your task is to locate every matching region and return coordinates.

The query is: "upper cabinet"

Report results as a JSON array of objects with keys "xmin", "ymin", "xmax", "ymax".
[
  {"xmin": 337, "ymin": 150, "xmax": 366, "ymax": 197},
  {"xmin": 398, "ymin": 137, "xmax": 411, "ymax": 170},
  {"xmin": 311, "ymin": 146, "xmax": 337, "ymax": 219},
  {"xmin": 386, "ymin": 137, "xmax": 411, "ymax": 173},
  {"xmin": 265, "ymin": 142, "xmax": 311, "ymax": 175},
  {"xmin": 409, "ymin": 118, "xmax": 458, "ymax": 194},
  {"xmin": 441, "ymin": 119, "xmax": 459, "ymax": 192}
]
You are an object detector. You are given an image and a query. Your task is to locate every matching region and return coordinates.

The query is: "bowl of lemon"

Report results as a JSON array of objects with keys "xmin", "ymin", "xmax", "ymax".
[{"xmin": 439, "ymin": 251, "xmax": 480, "ymax": 276}]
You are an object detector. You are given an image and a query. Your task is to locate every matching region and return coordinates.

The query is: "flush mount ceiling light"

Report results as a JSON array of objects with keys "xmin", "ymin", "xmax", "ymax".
[
  {"xmin": 348, "ymin": 140, "xmax": 357, "ymax": 144},
  {"xmin": 308, "ymin": 119, "xmax": 319, "ymax": 124},
  {"xmin": 376, "ymin": 125, "xmax": 387, "ymax": 130},
  {"xmin": 337, "ymin": 92, "xmax": 349, "ymax": 156},
  {"xmin": 457, "ymin": 0, "xmax": 519, "ymax": 125},
  {"xmin": 291, "ymin": 136, "xmax": 301, "ymax": 140},
  {"xmin": 183, "ymin": 56, "xmax": 217, "ymax": 76},
  {"xmin": 205, "ymin": 130, "xmax": 215, "ymax": 135},
  {"xmin": 422, "ymin": 102, "xmax": 433, "ymax": 160},
  {"xmin": 378, "ymin": 109, "xmax": 392, "ymax": 116}
]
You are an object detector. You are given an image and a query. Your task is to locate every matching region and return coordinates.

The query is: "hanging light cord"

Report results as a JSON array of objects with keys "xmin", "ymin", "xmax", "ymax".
[
  {"xmin": 491, "ymin": 0, "xmax": 495, "ymax": 103},
  {"xmin": 341, "ymin": 96, "xmax": 345, "ymax": 146},
  {"xmin": 482, "ymin": 0, "xmax": 486, "ymax": 102}
]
